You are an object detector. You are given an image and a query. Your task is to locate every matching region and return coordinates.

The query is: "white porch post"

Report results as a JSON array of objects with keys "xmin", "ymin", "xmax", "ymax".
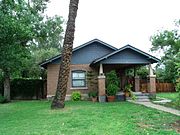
[
  {"xmin": 98, "ymin": 63, "xmax": 106, "ymax": 102},
  {"xmin": 149, "ymin": 64, "xmax": 154, "ymax": 76},
  {"xmin": 148, "ymin": 64, "xmax": 156, "ymax": 98},
  {"xmin": 99, "ymin": 63, "xmax": 104, "ymax": 75}
]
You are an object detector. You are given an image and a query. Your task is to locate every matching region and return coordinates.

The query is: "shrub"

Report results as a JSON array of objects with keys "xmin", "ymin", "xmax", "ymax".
[
  {"xmin": 0, "ymin": 95, "xmax": 8, "ymax": 103},
  {"xmin": 0, "ymin": 78, "xmax": 46, "ymax": 100},
  {"xmin": 106, "ymin": 70, "xmax": 120, "ymax": 96},
  {"xmin": 107, "ymin": 84, "xmax": 119, "ymax": 96},
  {"xmin": 10, "ymin": 78, "xmax": 45, "ymax": 99},
  {"xmin": 88, "ymin": 91, "xmax": 98, "ymax": 98},
  {"xmin": 0, "ymin": 79, "xmax": 3, "ymax": 96},
  {"xmin": 106, "ymin": 70, "xmax": 119, "ymax": 86},
  {"xmin": 71, "ymin": 91, "xmax": 81, "ymax": 101}
]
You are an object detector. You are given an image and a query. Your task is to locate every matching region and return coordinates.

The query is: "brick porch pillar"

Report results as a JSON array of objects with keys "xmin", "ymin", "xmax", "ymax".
[
  {"xmin": 149, "ymin": 75, "xmax": 156, "ymax": 93},
  {"xmin": 98, "ymin": 64, "xmax": 106, "ymax": 102},
  {"xmin": 148, "ymin": 64, "xmax": 156, "ymax": 98},
  {"xmin": 98, "ymin": 75, "xmax": 106, "ymax": 96},
  {"xmin": 135, "ymin": 76, "xmax": 140, "ymax": 92}
]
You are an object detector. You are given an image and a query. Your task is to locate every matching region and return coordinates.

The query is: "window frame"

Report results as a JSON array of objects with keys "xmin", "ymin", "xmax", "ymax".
[{"xmin": 71, "ymin": 70, "xmax": 86, "ymax": 88}]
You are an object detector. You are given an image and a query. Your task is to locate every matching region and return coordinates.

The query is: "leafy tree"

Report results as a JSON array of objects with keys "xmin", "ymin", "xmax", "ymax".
[
  {"xmin": 150, "ymin": 20, "xmax": 180, "ymax": 83},
  {"xmin": 0, "ymin": 0, "xmax": 34, "ymax": 100},
  {"xmin": 151, "ymin": 20, "xmax": 180, "ymax": 106},
  {"xmin": 51, "ymin": 0, "xmax": 79, "ymax": 109},
  {"xmin": 125, "ymin": 66, "xmax": 149, "ymax": 79},
  {"xmin": 23, "ymin": 48, "xmax": 59, "ymax": 79},
  {"xmin": 0, "ymin": 0, "xmax": 63, "ymax": 100},
  {"xmin": 31, "ymin": 15, "xmax": 64, "ymax": 51},
  {"xmin": 175, "ymin": 51, "xmax": 180, "ymax": 105},
  {"xmin": 136, "ymin": 66, "xmax": 149, "ymax": 79},
  {"xmin": 24, "ymin": 15, "xmax": 64, "ymax": 79}
]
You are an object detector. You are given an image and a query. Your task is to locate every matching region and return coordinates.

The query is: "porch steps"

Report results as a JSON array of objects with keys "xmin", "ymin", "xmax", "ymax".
[{"xmin": 127, "ymin": 92, "xmax": 150, "ymax": 102}]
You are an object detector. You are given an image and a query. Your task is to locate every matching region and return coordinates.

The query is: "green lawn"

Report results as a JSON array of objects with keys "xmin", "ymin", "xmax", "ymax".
[
  {"xmin": 156, "ymin": 92, "xmax": 180, "ymax": 110},
  {"xmin": 156, "ymin": 92, "xmax": 179, "ymax": 100},
  {"xmin": 0, "ymin": 101, "xmax": 179, "ymax": 135}
]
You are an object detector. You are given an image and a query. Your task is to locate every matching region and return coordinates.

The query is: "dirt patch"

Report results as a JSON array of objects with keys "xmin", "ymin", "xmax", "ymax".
[
  {"xmin": 137, "ymin": 122, "xmax": 152, "ymax": 129},
  {"xmin": 171, "ymin": 120, "xmax": 180, "ymax": 133}
]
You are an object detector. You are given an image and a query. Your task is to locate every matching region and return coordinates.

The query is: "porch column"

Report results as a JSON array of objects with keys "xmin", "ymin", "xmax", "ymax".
[
  {"xmin": 99, "ymin": 63, "xmax": 104, "ymax": 75},
  {"xmin": 148, "ymin": 64, "xmax": 156, "ymax": 98},
  {"xmin": 135, "ymin": 76, "xmax": 140, "ymax": 92},
  {"xmin": 98, "ymin": 64, "xmax": 106, "ymax": 102}
]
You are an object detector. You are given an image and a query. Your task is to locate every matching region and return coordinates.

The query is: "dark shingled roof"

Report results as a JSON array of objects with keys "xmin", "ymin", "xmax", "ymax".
[
  {"xmin": 90, "ymin": 44, "xmax": 160, "ymax": 65},
  {"xmin": 39, "ymin": 39, "xmax": 117, "ymax": 68}
]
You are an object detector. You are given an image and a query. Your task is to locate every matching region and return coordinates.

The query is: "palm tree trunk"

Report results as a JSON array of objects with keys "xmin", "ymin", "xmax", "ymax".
[
  {"xmin": 4, "ymin": 70, "xmax": 10, "ymax": 101},
  {"xmin": 51, "ymin": 0, "xmax": 79, "ymax": 109}
]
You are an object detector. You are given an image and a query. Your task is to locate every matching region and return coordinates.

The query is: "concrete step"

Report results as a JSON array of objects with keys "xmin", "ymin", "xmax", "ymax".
[
  {"xmin": 135, "ymin": 98, "xmax": 150, "ymax": 102},
  {"xmin": 127, "ymin": 92, "xmax": 150, "ymax": 102},
  {"xmin": 136, "ymin": 95, "xmax": 149, "ymax": 99},
  {"xmin": 132, "ymin": 92, "xmax": 142, "ymax": 95},
  {"xmin": 132, "ymin": 92, "xmax": 149, "ymax": 96}
]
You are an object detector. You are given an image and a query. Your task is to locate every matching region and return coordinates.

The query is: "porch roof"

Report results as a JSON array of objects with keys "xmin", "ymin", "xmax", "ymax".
[{"xmin": 91, "ymin": 45, "xmax": 160, "ymax": 66}]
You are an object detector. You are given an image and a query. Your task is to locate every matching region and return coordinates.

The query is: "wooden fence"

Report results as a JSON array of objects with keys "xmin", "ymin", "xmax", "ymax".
[{"xmin": 140, "ymin": 82, "xmax": 175, "ymax": 93}]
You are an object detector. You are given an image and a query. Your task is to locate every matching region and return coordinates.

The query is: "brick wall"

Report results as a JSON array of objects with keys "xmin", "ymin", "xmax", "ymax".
[{"xmin": 47, "ymin": 64, "xmax": 98, "ymax": 97}]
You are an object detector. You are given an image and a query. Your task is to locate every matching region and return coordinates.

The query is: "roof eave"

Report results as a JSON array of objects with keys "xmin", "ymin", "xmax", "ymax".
[{"xmin": 91, "ymin": 45, "xmax": 160, "ymax": 65}]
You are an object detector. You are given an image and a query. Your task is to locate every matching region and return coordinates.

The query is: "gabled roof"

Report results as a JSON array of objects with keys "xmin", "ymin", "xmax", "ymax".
[
  {"xmin": 40, "ymin": 39, "xmax": 117, "ymax": 67},
  {"xmin": 91, "ymin": 44, "xmax": 160, "ymax": 65}
]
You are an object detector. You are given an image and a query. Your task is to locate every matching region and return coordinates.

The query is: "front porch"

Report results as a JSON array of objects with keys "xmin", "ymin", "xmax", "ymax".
[
  {"xmin": 90, "ymin": 45, "xmax": 159, "ymax": 102},
  {"xmin": 96, "ymin": 63, "xmax": 156, "ymax": 101}
]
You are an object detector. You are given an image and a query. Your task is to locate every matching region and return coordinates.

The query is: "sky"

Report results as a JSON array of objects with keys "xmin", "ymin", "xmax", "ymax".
[{"xmin": 46, "ymin": 0, "xmax": 180, "ymax": 58}]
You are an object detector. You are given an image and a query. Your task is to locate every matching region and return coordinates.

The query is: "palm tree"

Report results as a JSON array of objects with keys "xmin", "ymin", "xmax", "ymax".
[{"xmin": 51, "ymin": 0, "xmax": 79, "ymax": 109}]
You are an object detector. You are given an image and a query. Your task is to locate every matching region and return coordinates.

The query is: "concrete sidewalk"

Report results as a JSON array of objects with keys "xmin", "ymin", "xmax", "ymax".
[{"xmin": 129, "ymin": 100, "xmax": 180, "ymax": 116}]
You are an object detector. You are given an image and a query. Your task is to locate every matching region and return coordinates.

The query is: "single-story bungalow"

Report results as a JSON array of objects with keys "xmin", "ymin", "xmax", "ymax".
[{"xmin": 40, "ymin": 39, "xmax": 159, "ymax": 100}]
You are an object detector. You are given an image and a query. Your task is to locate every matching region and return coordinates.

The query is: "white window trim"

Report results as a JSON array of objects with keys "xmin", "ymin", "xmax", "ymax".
[
  {"xmin": 71, "ymin": 70, "xmax": 87, "ymax": 88},
  {"xmin": 70, "ymin": 87, "xmax": 88, "ymax": 90}
]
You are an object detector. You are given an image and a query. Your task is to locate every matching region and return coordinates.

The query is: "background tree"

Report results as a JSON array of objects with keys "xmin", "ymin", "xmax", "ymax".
[
  {"xmin": 150, "ymin": 20, "xmax": 180, "ymax": 105},
  {"xmin": 0, "ymin": 0, "xmax": 64, "ymax": 100},
  {"xmin": 0, "ymin": 0, "xmax": 35, "ymax": 100},
  {"xmin": 51, "ymin": 0, "xmax": 79, "ymax": 109},
  {"xmin": 23, "ymin": 15, "xmax": 64, "ymax": 79},
  {"xmin": 125, "ymin": 66, "xmax": 149, "ymax": 79},
  {"xmin": 150, "ymin": 20, "xmax": 180, "ymax": 83},
  {"xmin": 32, "ymin": 15, "xmax": 64, "ymax": 51}
]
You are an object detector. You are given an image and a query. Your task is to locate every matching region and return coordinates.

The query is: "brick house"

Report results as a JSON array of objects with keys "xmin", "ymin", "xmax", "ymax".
[{"xmin": 40, "ymin": 39, "xmax": 159, "ymax": 100}]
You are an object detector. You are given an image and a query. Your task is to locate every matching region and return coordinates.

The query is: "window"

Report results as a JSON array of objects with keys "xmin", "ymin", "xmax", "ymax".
[{"xmin": 72, "ymin": 70, "xmax": 86, "ymax": 87}]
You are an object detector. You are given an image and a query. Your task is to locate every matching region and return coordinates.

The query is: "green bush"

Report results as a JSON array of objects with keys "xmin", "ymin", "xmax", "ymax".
[
  {"xmin": 88, "ymin": 91, "xmax": 98, "ymax": 98},
  {"xmin": 107, "ymin": 84, "xmax": 119, "ymax": 96},
  {"xmin": 106, "ymin": 70, "xmax": 119, "ymax": 86},
  {"xmin": 10, "ymin": 79, "xmax": 44, "ymax": 99},
  {"xmin": 71, "ymin": 91, "xmax": 81, "ymax": 101},
  {"xmin": 0, "ymin": 95, "xmax": 8, "ymax": 103},
  {"xmin": 0, "ymin": 80, "xmax": 3, "ymax": 96},
  {"xmin": 106, "ymin": 70, "xmax": 120, "ymax": 96},
  {"xmin": 0, "ymin": 78, "xmax": 45, "ymax": 99}
]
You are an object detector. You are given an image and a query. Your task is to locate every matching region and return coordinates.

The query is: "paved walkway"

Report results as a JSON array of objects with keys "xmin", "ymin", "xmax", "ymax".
[{"xmin": 129, "ymin": 100, "xmax": 180, "ymax": 116}]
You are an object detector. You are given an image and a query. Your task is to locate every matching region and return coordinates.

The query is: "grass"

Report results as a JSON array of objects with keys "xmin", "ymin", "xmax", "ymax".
[
  {"xmin": 156, "ymin": 92, "xmax": 180, "ymax": 110},
  {"xmin": 0, "ymin": 101, "xmax": 179, "ymax": 135},
  {"xmin": 156, "ymin": 92, "xmax": 179, "ymax": 100}
]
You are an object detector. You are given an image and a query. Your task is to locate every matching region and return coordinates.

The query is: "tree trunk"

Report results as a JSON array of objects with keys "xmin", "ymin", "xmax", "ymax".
[
  {"xmin": 4, "ymin": 70, "xmax": 10, "ymax": 101},
  {"xmin": 51, "ymin": 0, "xmax": 79, "ymax": 109}
]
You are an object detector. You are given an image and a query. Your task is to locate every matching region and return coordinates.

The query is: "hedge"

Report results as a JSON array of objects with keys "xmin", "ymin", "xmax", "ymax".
[
  {"xmin": 0, "ymin": 78, "xmax": 46, "ymax": 99},
  {"xmin": 0, "ymin": 80, "xmax": 3, "ymax": 96}
]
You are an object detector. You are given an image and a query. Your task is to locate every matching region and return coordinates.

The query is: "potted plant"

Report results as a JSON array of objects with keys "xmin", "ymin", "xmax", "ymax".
[
  {"xmin": 88, "ymin": 91, "xmax": 98, "ymax": 102},
  {"xmin": 124, "ymin": 84, "xmax": 133, "ymax": 97},
  {"xmin": 106, "ymin": 84, "xmax": 119, "ymax": 102},
  {"xmin": 106, "ymin": 70, "xmax": 120, "ymax": 102}
]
